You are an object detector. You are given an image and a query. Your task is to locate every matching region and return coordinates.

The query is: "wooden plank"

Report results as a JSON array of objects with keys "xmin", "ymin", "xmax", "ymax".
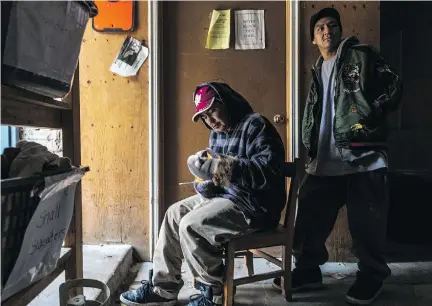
[
  {"xmin": 1, "ymin": 85, "xmax": 71, "ymax": 110},
  {"xmin": 282, "ymin": 246, "xmax": 292, "ymax": 301},
  {"xmin": 299, "ymin": 1, "xmax": 380, "ymax": 262},
  {"xmin": 2, "ymin": 248, "xmax": 71, "ymax": 306},
  {"xmin": 1, "ymin": 98, "xmax": 63, "ymax": 128},
  {"xmin": 223, "ymin": 243, "xmax": 236, "ymax": 306},
  {"xmin": 232, "ymin": 230, "xmax": 288, "ymax": 251},
  {"xmin": 250, "ymin": 249, "xmax": 283, "ymax": 268},
  {"xmin": 63, "ymin": 68, "xmax": 83, "ymax": 294},
  {"xmin": 234, "ymin": 251, "xmax": 249, "ymax": 257},
  {"xmin": 244, "ymin": 251, "xmax": 254, "ymax": 276},
  {"xmin": 258, "ymin": 246, "xmax": 283, "ymax": 258},
  {"xmin": 285, "ymin": 0, "xmax": 292, "ymax": 162},
  {"xmin": 234, "ymin": 270, "xmax": 284, "ymax": 287},
  {"xmin": 79, "ymin": 2, "xmax": 150, "ymax": 260}
]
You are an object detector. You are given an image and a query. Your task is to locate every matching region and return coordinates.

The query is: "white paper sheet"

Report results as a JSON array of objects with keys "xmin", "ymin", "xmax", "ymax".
[
  {"xmin": 235, "ymin": 10, "xmax": 265, "ymax": 50},
  {"xmin": 110, "ymin": 37, "xmax": 149, "ymax": 77},
  {"xmin": 2, "ymin": 169, "xmax": 86, "ymax": 301}
]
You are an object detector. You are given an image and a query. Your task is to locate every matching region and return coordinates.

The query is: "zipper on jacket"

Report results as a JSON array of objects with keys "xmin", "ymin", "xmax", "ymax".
[
  {"xmin": 333, "ymin": 69, "xmax": 342, "ymax": 159},
  {"xmin": 311, "ymin": 67, "xmax": 323, "ymax": 156},
  {"xmin": 332, "ymin": 60, "xmax": 351, "ymax": 161}
]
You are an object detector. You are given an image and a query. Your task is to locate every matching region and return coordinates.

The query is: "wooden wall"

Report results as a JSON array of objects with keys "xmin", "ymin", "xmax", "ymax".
[
  {"xmin": 299, "ymin": 1, "xmax": 380, "ymax": 262},
  {"xmin": 161, "ymin": 1, "xmax": 287, "ymax": 215},
  {"xmin": 79, "ymin": 2, "xmax": 150, "ymax": 260},
  {"xmin": 76, "ymin": 0, "xmax": 381, "ymax": 263}
]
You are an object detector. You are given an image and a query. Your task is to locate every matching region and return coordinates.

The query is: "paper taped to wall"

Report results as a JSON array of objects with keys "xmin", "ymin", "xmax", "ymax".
[
  {"xmin": 206, "ymin": 9, "xmax": 231, "ymax": 49},
  {"xmin": 110, "ymin": 36, "xmax": 149, "ymax": 77},
  {"xmin": 235, "ymin": 10, "xmax": 265, "ymax": 50}
]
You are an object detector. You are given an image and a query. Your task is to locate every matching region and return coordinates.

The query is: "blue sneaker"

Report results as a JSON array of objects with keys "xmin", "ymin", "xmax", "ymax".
[
  {"xmin": 120, "ymin": 270, "xmax": 176, "ymax": 306},
  {"xmin": 187, "ymin": 283, "xmax": 220, "ymax": 306}
]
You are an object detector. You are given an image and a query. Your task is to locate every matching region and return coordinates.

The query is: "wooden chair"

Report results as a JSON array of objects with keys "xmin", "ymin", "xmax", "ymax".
[{"xmin": 223, "ymin": 159, "xmax": 300, "ymax": 306}]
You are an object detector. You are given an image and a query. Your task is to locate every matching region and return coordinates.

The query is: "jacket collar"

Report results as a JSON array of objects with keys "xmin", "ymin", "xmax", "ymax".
[{"xmin": 312, "ymin": 36, "xmax": 360, "ymax": 70}]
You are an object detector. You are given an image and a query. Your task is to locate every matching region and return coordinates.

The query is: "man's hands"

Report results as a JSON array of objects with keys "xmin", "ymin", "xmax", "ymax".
[{"xmin": 187, "ymin": 149, "xmax": 219, "ymax": 180}]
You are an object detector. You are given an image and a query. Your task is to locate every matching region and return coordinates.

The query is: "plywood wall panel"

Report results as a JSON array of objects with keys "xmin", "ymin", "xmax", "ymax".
[{"xmin": 79, "ymin": 2, "xmax": 150, "ymax": 260}]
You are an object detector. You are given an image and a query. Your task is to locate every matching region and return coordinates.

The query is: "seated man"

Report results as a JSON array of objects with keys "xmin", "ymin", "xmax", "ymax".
[{"xmin": 120, "ymin": 82, "xmax": 286, "ymax": 306}]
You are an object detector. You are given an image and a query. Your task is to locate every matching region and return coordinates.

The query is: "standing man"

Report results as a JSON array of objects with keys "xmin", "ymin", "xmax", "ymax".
[{"xmin": 273, "ymin": 7, "xmax": 402, "ymax": 305}]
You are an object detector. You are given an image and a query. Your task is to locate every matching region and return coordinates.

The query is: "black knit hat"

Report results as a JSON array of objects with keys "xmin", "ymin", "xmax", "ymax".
[{"xmin": 310, "ymin": 8, "xmax": 342, "ymax": 41}]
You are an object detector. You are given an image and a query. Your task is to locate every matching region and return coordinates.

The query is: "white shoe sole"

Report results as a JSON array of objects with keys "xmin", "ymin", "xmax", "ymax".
[
  {"xmin": 345, "ymin": 287, "xmax": 383, "ymax": 305},
  {"xmin": 119, "ymin": 295, "xmax": 177, "ymax": 306}
]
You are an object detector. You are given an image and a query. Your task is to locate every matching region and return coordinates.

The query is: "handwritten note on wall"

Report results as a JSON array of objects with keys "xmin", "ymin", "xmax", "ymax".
[
  {"xmin": 206, "ymin": 9, "xmax": 231, "ymax": 49},
  {"xmin": 235, "ymin": 10, "xmax": 265, "ymax": 50}
]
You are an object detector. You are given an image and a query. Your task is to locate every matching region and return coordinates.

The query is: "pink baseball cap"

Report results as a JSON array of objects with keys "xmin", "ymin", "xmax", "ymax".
[{"xmin": 192, "ymin": 86, "xmax": 217, "ymax": 122}]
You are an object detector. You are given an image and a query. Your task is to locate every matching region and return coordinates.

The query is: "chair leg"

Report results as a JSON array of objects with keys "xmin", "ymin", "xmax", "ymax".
[
  {"xmin": 282, "ymin": 244, "xmax": 292, "ymax": 302},
  {"xmin": 244, "ymin": 251, "xmax": 254, "ymax": 276},
  {"xmin": 224, "ymin": 243, "xmax": 235, "ymax": 306}
]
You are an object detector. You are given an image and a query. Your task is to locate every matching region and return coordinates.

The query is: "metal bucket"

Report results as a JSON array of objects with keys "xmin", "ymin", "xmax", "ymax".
[{"xmin": 59, "ymin": 279, "xmax": 110, "ymax": 306}]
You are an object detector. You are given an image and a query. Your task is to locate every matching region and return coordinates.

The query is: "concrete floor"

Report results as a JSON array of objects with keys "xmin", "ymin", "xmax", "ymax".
[
  {"xmin": 119, "ymin": 260, "xmax": 432, "ymax": 306},
  {"xmin": 24, "ymin": 245, "xmax": 432, "ymax": 305},
  {"xmin": 28, "ymin": 245, "xmax": 132, "ymax": 306}
]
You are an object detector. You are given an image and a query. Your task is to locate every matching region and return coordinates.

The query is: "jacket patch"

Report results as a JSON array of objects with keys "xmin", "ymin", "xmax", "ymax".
[
  {"xmin": 342, "ymin": 63, "xmax": 361, "ymax": 91},
  {"xmin": 350, "ymin": 123, "xmax": 363, "ymax": 131}
]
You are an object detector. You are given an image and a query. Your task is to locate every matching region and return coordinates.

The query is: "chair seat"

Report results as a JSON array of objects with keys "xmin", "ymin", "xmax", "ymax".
[{"xmin": 229, "ymin": 226, "xmax": 289, "ymax": 251}]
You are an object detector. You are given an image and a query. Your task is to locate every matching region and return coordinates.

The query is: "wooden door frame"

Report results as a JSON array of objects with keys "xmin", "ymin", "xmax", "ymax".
[
  {"xmin": 148, "ymin": 0, "xmax": 163, "ymax": 259},
  {"xmin": 149, "ymin": 1, "xmax": 300, "ymax": 258},
  {"xmin": 287, "ymin": 0, "xmax": 300, "ymax": 161}
]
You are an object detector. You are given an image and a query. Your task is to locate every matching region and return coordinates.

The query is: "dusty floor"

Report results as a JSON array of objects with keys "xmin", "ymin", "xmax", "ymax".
[
  {"xmin": 28, "ymin": 245, "xmax": 132, "ymax": 306},
  {"xmin": 116, "ymin": 260, "xmax": 432, "ymax": 306}
]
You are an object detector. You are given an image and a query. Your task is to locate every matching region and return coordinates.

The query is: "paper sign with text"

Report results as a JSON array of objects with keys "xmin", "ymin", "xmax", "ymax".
[
  {"xmin": 206, "ymin": 9, "xmax": 231, "ymax": 49},
  {"xmin": 1, "ymin": 168, "xmax": 86, "ymax": 301},
  {"xmin": 235, "ymin": 10, "xmax": 265, "ymax": 50}
]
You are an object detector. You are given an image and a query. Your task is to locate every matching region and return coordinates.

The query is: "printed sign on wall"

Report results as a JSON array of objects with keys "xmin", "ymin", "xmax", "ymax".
[{"xmin": 235, "ymin": 10, "xmax": 265, "ymax": 50}]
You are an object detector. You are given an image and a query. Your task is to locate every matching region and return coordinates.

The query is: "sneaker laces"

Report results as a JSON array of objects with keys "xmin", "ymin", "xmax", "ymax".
[
  {"xmin": 136, "ymin": 280, "xmax": 154, "ymax": 302},
  {"xmin": 135, "ymin": 269, "xmax": 155, "ymax": 302},
  {"xmin": 189, "ymin": 284, "xmax": 217, "ymax": 306},
  {"xmin": 189, "ymin": 294, "xmax": 217, "ymax": 306}
]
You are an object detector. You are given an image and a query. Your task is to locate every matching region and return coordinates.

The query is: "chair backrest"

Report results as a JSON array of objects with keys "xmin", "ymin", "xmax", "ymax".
[{"xmin": 280, "ymin": 159, "xmax": 301, "ymax": 228}]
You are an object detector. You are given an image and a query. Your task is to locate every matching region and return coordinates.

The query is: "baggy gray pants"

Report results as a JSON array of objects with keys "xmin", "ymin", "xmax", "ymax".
[{"xmin": 152, "ymin": 194, "xmax": 253, "ymax": 300}]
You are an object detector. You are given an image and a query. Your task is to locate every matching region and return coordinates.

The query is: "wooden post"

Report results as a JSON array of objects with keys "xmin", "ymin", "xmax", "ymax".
[
  {"xmin": 244, "ymin": 251, "xmax": 254, "ymax": 276},
  {"xmin": 62, "ymin": 69, "xmax": 83, "ymax": 296},
  {"xmin": 223, "ymin": 242, "xmax": 235, "ymax": 306}
]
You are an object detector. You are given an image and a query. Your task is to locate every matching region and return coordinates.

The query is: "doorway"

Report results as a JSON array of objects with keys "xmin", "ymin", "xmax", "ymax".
[
  {"xmin": 381, "ymin": 1, "xmax": 432, "ymax": 258},
  {"xmin": 160, "ymin": 1, "xmax": 288, "ymax": 216}
]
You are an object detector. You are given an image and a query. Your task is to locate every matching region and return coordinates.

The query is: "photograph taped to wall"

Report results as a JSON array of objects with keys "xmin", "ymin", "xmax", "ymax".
[
  {"xmin": 235, "ymin": 10, "xmax": 265, "ymax": 50},
  {"xmin": 110, "ymin": 36, "xmax": 148, "ymax": 77}
]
